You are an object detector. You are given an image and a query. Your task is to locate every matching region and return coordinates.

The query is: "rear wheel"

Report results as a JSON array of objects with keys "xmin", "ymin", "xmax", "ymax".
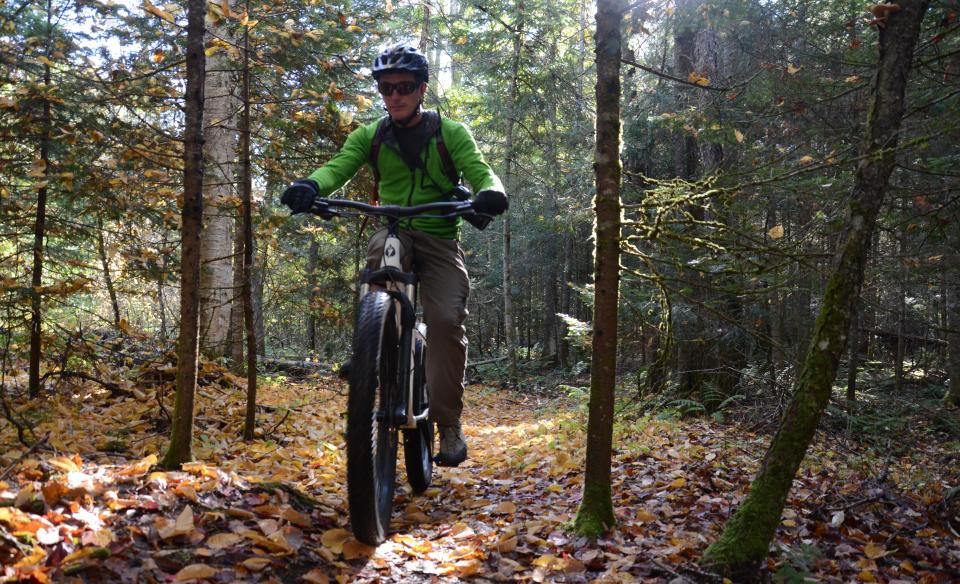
[
  {"xmin": 403, "ymin": 336, "xmax": 433, "ymax": 492},
  {"xmin": 347, "ymin": 291, "xmax": 399, "ymax": 545}
]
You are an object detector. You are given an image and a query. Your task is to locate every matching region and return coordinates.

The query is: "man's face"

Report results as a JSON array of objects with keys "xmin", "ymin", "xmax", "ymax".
[{"xmin": 377, "ymin": 71, "xmax": 426, "ymax": 121}]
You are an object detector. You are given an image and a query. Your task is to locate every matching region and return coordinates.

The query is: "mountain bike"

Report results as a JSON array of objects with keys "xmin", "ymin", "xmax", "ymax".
[{"xmin": 304, "ymin": 197, "xmax": 481, "ymax": 545}]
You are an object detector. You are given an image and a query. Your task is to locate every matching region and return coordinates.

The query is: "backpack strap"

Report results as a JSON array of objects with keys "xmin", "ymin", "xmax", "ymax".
[{"xmin": 433, "ymin": 112, "xmax": 460, "ymax": 186}]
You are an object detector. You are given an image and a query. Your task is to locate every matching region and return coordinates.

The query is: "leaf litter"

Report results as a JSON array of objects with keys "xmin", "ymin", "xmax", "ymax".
[{"xmin": 0, "ymin": 363, "xmax": 957, "ymax": 582}]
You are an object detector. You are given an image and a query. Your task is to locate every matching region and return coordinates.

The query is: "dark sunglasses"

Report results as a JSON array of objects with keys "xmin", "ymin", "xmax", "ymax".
[{"xmin": 377, "ymin": 80, "xmax": 420, "ymax": 96}]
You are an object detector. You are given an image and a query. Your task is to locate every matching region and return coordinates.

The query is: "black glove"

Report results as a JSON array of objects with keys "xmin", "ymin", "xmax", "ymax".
[
  {"xmin": 472, "ymin": 190, "xmax": 508, "ymax": 216},
  {"xmin": 464, "ymin": 213, "xmax": 493, "ymax": 230},
  {"xmin": 281, "ymin": 179, "xmax": 319, "ymax": 213}
]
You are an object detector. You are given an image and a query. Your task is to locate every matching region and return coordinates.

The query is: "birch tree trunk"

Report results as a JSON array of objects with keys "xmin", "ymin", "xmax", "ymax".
[
  {"xmin": 573, "ymin": 0, "xmax": 623, "ymax": 538},
  {"xmin": 199, "ymin": 9, "xmax": 240, "ymax": 357},
  {"xmin": 162, "ymin": 0, "xmax": 206, "ymax": 469},
  {"xmin": 701, "ymin": 2, "xmax": 931, "ymax": 578}
]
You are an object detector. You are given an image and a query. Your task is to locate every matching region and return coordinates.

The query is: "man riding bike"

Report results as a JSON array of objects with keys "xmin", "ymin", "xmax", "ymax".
[{"xmin": 281, "ymin": 43, "xmax": 508, "ymax": 467}]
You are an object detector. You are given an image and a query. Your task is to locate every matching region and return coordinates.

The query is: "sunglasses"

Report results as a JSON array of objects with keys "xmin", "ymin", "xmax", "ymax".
[{"xmin": 377, "ymin": 80, "xmax": 420, "ymax": 96}]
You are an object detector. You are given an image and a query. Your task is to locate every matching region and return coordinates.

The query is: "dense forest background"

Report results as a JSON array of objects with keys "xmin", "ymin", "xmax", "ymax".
[{"xmin": 1, "ymin": 0, "xmax": 959, "ymax": 581}]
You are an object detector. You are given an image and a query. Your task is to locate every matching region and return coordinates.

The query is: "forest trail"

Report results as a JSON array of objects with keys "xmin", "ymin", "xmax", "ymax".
[{"xmin": 0, "ymin": 368, "xmax": 957, "ymax": 582}]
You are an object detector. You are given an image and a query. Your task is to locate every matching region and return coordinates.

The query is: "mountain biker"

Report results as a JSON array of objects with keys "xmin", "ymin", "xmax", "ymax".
[{"xmin": 281, "ymin": 43, "xmax": 508, "ymax": 467}]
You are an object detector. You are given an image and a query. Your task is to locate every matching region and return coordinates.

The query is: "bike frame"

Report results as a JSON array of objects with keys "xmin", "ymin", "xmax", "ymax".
[
  {"xmin": 357, "ymin": 223, "xmax": 424, "ymax": 430},
  {"xmin": 310, "ymin": 198, "xmax": 478, "ymax": 431}
]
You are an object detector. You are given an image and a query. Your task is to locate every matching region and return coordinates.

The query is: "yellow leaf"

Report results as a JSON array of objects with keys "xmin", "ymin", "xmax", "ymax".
[
  {"xmin": 863, "ymin": 542, "xmax": 888, "ymax": 559},
  {"xmin": 667, "ymin": 477, "xmax": 686, "ymax": 489},
  {"xmin": 338, "ymin": 111, "xmax": 354, "ymax": 128},
  {"xmin": 798, "ymin": 155, "xmax": 815, "ymax": 165},
  {"xmin": 118, "ymin": 453, "xmax": 157, "ymax": 476},
  {"xmin": 857, "ymin": 570, "xmax": 878, "ymax": 582},
  {"xmin": 456, "ymin": 36, "xmax": 468, "ymax": 45},
  {"xmin": 787, "ymin": 63, "xmax": 801, "ymax": 74},
  {"xmin": 320, "ymin": 528, "xmax": 351, "ymax": 553},
  {"xmin": 342, "ymin": 540, "xmax": 375, "ymax": 559},
  {"xmin": 48, "ymin": 454, "xmax": 82, "ymax": 473},
  {"xmin": 767, "ymin": 224, "xmax": 785, "ymax": 239},
  {"xmin": 687, "ymin": 71, "xmax": 710, "ymax": 86},
  {"xmin": 636, "ymin": 509, "xmax": 656, "ymax": 522},
  {"xmin": 13, "ymin": 545, "xmax": 46, "ymax": 567},
  {"xmin": 346, "ymin": 25, "xmax": 362, "ymax": 33},
  {"xmin": 28, "ymin": 159, "xmax": 47, "ymax": 178},
  {"xmin": 37, "ymin": 55, "xmax": 55, "ymax": 67},
  {"xmin": 143, "ymin": 0, "xmax": 176, "ymax": 24},
  {"xmin": 845, "ymin": 75, "xmax": 861, "ymax": 83},
  {"xmin": 174, "ymin": 563, "xmax": 218, "ymax": 581},
  {"xmin": 356, "ymin": 95, "xmax": 373, "ymax": 111},
  {"xmin": 204, "ymin": 45, "xmax": 221, "ymax": 57},
  {"xmin": 242, "ymin": 557, "xmax": 272, "ymax": 571},
  {"xmin": 302, "ymin": 569, "xmax": 330, "ymax": 584},
  {"xmin": 781, "ymin": 519, "xmax": 797, "ymax": 527},
  {"xmin": 734, "ymin": 129, "xmax": 744, "ymax": 143},
  {"xmin": 206, "ymin": 532, "xmax": 243, "ymax": 549}
]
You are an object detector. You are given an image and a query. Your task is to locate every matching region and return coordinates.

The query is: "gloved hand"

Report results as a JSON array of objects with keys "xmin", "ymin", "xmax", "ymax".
[
  {"xmin": 472, "ymin": 190, "xmax": 508, "ymax": 216},
  {"xmin": 281, "ymin": 179, "xmax": 319, "ymax": 213},
  {"xmin": 464, "ymin": 213, "xmax": 493, "ymax": 230}
]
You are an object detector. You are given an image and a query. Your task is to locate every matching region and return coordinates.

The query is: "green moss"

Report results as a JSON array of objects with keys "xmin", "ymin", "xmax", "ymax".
[{"xmin": 573, "ymin": 481, "xmax": 615, "ymax": 538}]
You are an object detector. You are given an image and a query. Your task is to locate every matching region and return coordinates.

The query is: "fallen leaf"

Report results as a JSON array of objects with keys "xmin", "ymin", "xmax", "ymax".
[{"xmin": 174, "ymin": 563, "xmax": 218, "ymax": 581}]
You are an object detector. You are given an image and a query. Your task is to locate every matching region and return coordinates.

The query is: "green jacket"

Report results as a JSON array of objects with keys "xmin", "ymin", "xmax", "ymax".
[{"xmin": 308, "ymin": 112, "xmax": 504, "ymax": 239}]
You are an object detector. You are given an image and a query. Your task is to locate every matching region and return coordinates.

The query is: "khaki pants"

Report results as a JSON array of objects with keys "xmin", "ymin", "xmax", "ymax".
[{"xmin": 366, "ymin": 228, "xmax": 469, "ymax": 427}]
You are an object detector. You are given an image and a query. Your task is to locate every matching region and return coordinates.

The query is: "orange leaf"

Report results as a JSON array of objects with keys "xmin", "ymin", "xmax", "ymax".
[{"xmin": 174, "ymin": 564, "xmax": 218, "ymax": 581}]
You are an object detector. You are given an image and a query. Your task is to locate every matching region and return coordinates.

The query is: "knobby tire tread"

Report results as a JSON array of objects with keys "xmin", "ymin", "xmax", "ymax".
[{"xmin": 347, "ymin": 291, "xmax": 398, "ymax": 545}]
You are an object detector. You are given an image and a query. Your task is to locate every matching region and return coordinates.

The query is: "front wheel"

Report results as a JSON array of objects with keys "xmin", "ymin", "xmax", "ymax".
[
  {"xmin": 347, "ymin": 291, "xmax": 400, "ymax": 545},
  {"xmin": 403, "ymin": 335, "xmax": 433, "ymax": 492}
]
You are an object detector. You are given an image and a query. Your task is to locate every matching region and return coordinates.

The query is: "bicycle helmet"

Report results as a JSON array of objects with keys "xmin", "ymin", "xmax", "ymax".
[{"xmin": 372, "ymin": 43, "xmax": 429, "ymax": 82}]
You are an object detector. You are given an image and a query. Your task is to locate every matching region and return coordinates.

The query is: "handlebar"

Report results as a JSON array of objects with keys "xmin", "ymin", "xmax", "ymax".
[{"xmin": 306, "ymin": 198, "xmax": 478, "ymax": 220}]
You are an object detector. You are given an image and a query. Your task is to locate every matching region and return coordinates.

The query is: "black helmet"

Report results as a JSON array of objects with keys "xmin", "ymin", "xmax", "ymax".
[{"xmin": 372, "ymin": 43, "xmax": 429, "ymax": 82}]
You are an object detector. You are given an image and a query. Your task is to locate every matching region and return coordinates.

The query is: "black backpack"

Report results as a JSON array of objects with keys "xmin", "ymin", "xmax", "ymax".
[{"xmin": 367, "ymin": 111, "xmax": 459, "ymax": 204}]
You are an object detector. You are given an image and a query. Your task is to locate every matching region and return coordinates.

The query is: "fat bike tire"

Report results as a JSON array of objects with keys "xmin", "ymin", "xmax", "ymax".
[
  {"xmin": 403, "ymin": 338, "xmax": 433, "ymax": 493},
  {"xmin": 347, "ymin": 291, "xmax": 400, "ymax": 545}
]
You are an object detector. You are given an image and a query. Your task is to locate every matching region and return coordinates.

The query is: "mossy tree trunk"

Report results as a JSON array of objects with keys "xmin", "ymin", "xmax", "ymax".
[
  {"xmin": 700, "ymin": 2, "xmax": 931, "ymax": 579},
  {"xmin": 573, "ymin": 0, "xmax": 623, "ymax": 538},
  {"xmin": 162, "ymin": 0, "xmax": 206, "ymax": 470}
]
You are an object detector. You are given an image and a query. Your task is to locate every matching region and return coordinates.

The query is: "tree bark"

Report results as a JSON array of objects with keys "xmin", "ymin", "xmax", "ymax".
[
  {"xmin": 199, "ymin": 6, "xmax": 240, "ymax": 357},
  {"xmin": 946, "ymin": 225, "xmax": 960, "ymax": 406},
  {"xmin": 700, "ymin": 2, "xmax": 931, "ymax": 578},
  {"xmin": 162, "ymin": 0, "xmax": 206, "ymax": 470},
  {"xmin": 28, "ymin": 34, "xmax": 52, "ymax": 398},
  {"xmin": 240, "ymin": 13, "xmax": 258, "ymax": 440},
  {"xmin": 502, "ymin": 3, "xmax": 524, "ymax": 380},
  {"xmin": 96, "ymin": 215, "xmax": 122, "ymax": 331},
  {"xmin": 573, "ymin": 0, "xmax": 623, "ymax": 538}
]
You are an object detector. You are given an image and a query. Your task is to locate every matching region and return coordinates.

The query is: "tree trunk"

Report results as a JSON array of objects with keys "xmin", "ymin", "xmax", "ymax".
[
  {"xmin": 162, "ymin": 0, "xmax": 206, "ymax": 469},
  {"xmin": 199, "ymin": 7, "xmax": 240, "ymax": 357},
  {"xmin": 700, "ymin": 3, "xmax": 930, "ymax": 578},
  {"xmin": 96, "ymin": 215, "xmax": 122, "ymax": 330},
  {"xmin": 240, "ymin": 16, "xmax": 258, "ymax": 440},
  {"xmin": 227, "ymin": 213, "xmax": 245, "ymax": 372},
  {"xmin": 502, "ymin": 3, "xmax": 524, "ymax": 380},
  {"xmin": 28, "ymin": 14, "xmax": 52, "ymax": 399},
  {"xmin": 306, "ymin": 238, "xmax": 319, "ymax": 352},
  {"xmin": 574, "ymin": 0, "xmax": 623, "ymax": 538},
  {"xmin": 946, "ymin": 225, "xmax": 960, "ymax": 406},
  {"xmin": 846, "ymin": 306, "xmax": 860, "ymax": 403}
]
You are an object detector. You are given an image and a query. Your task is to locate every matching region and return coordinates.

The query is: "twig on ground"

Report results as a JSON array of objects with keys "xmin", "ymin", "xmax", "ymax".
[{"xmin": 0, "ymin": 432, "xmax": 50, "ymax": 481}]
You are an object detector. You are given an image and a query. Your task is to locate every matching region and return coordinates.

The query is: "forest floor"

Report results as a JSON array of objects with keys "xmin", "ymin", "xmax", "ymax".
[{"xmin": 0, "ymin": 358, "xmax": 958, "ymax": 583}]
